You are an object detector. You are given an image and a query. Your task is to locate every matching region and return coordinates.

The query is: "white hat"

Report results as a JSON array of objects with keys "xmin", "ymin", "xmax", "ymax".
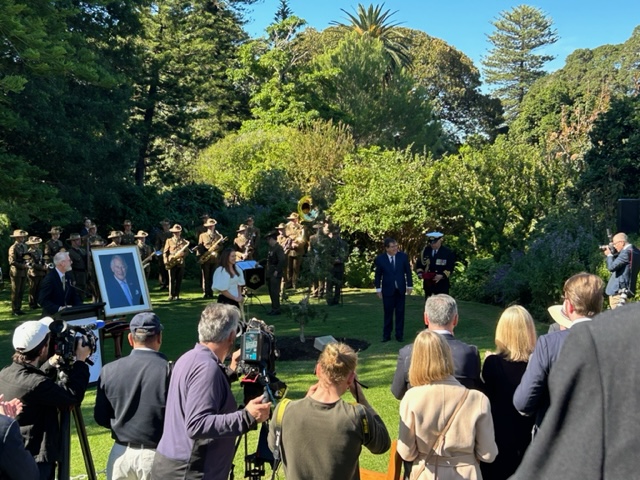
[
  {"xmin": 547, "ymin": 305, "xmax": 572, "ymax": 329},
  {"xmin": 426, "ymin": 231, "xmax": 444, "ymax": 240},
  {"xmin": 13, "ymin": 320, "xmax": 51, "ymax": 352}
]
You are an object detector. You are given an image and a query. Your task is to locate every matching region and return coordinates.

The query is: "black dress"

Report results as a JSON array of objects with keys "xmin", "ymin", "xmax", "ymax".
[{"xmin": 481, "ymin": 354, "xmax": 535, "ymax": 480}]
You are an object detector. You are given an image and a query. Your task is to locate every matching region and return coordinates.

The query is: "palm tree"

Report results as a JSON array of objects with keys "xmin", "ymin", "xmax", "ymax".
[{"xmin": 331, "ymin": 3, "xmax": 413, "ymax": 77}]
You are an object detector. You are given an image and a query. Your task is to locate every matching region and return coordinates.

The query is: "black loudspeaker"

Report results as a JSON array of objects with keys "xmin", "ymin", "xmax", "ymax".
[{"xmin": 617, "ymin": 199, "xmax": 640, "ymax": 234}]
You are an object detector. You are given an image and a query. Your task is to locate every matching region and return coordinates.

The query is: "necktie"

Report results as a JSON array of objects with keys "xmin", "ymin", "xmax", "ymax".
[
  {"xmin": 61, "ymin": 275, "xmax": 66, "ymax": 291},
  {"xmin": 391, "ymin": 256, "xmax": 395, "ymax": 270},
  {"xmin": 433, "ymin": 250, "xmax": 437, "ymax": 257},
  {"xmin": 121, "ymin": 281, "xmax": 133, "ymax": 305}
]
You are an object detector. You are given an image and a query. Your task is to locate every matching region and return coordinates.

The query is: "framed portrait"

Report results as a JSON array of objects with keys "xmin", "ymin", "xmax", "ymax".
[{"xmin": 92, "ymin": 246, "xmax": 152, "ymax": 317}]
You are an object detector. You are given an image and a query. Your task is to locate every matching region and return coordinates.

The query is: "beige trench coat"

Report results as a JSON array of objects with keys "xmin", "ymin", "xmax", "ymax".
[{"xmin": 398, "ymin": 376, "xmax": 498, "ymax": 480}]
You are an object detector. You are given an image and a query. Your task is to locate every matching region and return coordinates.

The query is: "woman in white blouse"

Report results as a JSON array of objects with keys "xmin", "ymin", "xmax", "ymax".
[{"xmin": 212, "ymin": 248, "xmax": 245, "ymax": 307}]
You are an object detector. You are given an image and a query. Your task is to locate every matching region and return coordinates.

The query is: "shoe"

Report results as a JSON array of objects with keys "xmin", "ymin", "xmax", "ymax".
[
  {"xmin": 267, "ymin": 310, "xmax": 281, "ymax": 316},
  {"xmin": 202, "ymin": 294, "xmax": 209, "ymax": 299},
  {"xmin": 382, "ymin": 338, "xmax": 391, "ymax": 343},
  {"xmin": 396, "ymin": 337, "xmax": 404, "ymax": 342}
]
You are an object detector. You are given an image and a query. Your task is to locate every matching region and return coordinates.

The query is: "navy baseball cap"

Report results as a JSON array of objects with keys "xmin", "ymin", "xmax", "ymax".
[{"xmin": 130, "ymin": 312, "xmax": 163, "ymax": 337}]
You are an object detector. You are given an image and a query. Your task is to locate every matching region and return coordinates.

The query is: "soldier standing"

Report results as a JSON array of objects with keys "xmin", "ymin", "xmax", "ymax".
[
  {"xmin": 245, "ymin": 216, "xmax": 261, "ymax": 256},
  {"xmin": 8, "ymin": 229, "xmax": 29, "ymax": 315},
  {"xmin": 415, "ymin": 231, "xmax": 456, "ymax": 298},
  {"xmin": 326, "ymin": 225, "xmax": 349, "ymax": 306},
  {"xmin": 284, "ymin": 213, "xmax": 307, "ymax": 289},
  {"xmin": 25, "ymin": 237, "xmax": 48, "ymax": 309},
  {"xmin": 44, "ymin": 227, "xmax": 64, "ymax": 264},
  {"xmin": 155, "ymin": 220, "xmax": 172, "ymax": 290},
  {"xmin": 234, "ymin": 224, "xmax": 253, "ymax": 260},
  {"xmin": 164, "ymin": 224, "xmax": 190, "ymax": 301},
  {"xmin": 68, "ymin": 233, "xmax": 89, "ymax": 299},
  {"xmin": 136, "ymin": 230, "xmax": 153, "ymax": 280},
  {"xmin": 106, "ymin": 231, "xmax": 123, "ymax": 248},
  {"xmin": 266, "ymin": 231, "xmax": 286, "ymax": 315},
  {"xmin": 197, "ymin": 219, "xmax": 223, "ymax": 299},
  {"xmin": 121, "ymin": 220, "xmax": 136, "ymax": 245}
]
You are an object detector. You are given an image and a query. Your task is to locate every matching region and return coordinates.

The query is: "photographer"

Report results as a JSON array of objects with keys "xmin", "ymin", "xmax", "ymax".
[
  {"xmin": 268, "ymin": 342, "xmax": 390, "ymax": 480},
  {"xmin": 603, "ymin": 232, "xmax": 633, "ymax": 309},
  {"xmin": 0, "ymin": 318, "xmax": 91, "ymax": 480},
  {"xmin": 151, "ymin": 303, "xmax": 270, "ymax": 480}
]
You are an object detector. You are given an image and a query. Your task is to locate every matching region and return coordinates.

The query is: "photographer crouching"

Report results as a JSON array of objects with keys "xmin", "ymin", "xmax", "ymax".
[
  {"xmin": 0, "ymin": 318, "xmax": 91, "ymax": 480},
  {"xmin": 602, "ymin": 232, "xmax": 634, "ymax": 309}
]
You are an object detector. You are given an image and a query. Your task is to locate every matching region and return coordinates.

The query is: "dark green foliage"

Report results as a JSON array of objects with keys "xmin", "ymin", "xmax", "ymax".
[
  {"xmin": 344, "ymin": 247, "xmax": 375, "ymax": 288},
  {"xmin": 482, "ymin": 5, "xmax": 558, "ymax": 122},
  {"xmin": 451, "ymin": 257, "xmax": 500, "ymax": 304},
  {"xmin": 158, "ymin": 184, "xmax": 226, "ymax": 236}
]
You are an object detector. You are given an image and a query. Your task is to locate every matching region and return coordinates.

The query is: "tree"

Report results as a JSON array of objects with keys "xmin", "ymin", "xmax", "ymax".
[
  {"xmin": 331, "ymin": 3, "xmax": 412, "ymax": 80},
  {"xmin": 482, "ymin": 4, "xmax": 558, "ymax": 122},
  {"xmin": 313, "ymin": 34, "xmax": 444, "ymax": 153},
  {"xmin": 274, "ymin": 0, "xmax": 293, "ymax": 22}
]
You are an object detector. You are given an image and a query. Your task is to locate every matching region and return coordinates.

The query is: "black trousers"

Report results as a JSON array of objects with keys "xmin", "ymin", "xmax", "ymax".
[
  {"xmin": 382, "ymin": 289, "xmax": 406, "ymax": 341},
  {"xmin": 267, "ymin": 275, "xmax": 282, "ymax": 311}
]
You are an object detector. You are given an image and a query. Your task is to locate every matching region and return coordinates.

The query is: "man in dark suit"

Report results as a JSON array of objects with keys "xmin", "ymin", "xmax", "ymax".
[
  {"xmin": 414, "ymin": 231, "xmax": 456, "ymax": 298},
  {"xmin": 391, "ymin": 294, "xmax": 481, "ymax": 399},
  {"xmin": 603, "ymin": 231, "xmax": 634, "ymax": 309},
  {"xmin": 374, "ymin": 237, "xmax": 413, "ymax": 342},
  {"xmin": 513, "ymin": 272, "xmax": 604, "ymax": 430},
  {"xmin": 104, "ymin": 254, "xmax": 143, "ymax": 308},
  {"xmin": 39, "ymin": 251, "xmax": 83, "ymax": 316},
  {"xmin": 511, "ymin": 303, "xmax": 640, "ymax": 480}
]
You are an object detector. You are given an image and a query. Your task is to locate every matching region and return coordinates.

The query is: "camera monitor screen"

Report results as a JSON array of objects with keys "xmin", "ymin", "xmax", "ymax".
[{"xmin": 241, "ymin": 330, "xmax": 261, "ymax": 362}]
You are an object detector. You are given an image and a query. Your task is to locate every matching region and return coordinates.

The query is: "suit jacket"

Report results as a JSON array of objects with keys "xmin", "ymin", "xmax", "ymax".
[
  {"xmin": 391, "ymin": 332, "xmax": 481, "ymax": 399},
  {"xmin": 374, "ymin": 251, "xmax": 413, "ymax": 296},
  {"xmin": 104, "ymin": 274, "xmax": 143, "ymax": 308},
  {"xmin": 0, "ymin": 415, "xmax": 39, "ymax": 480},
  {"xmin": 39, "ymin": 268, "xmax": 82, "ymax": 316},
  {"xmin": 605, "ymin": 245, "xmax": 632, "ymax": 295},
  {"xmin": 511, "ymin": 305, "xmax": 640, "ymax": 480},
  {"xmin": 512, "ymin": 328, "xmax": 571, "ymax": 427},
  {"xmin": 398, "ymin": 376, "xmax": 497, "ymax": 480}
]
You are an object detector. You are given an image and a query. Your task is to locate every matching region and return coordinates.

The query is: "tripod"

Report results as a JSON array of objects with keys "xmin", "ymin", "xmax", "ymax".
[{"xmin": 58, "ymin": 404, "xmax": 97, "ymax": 480}]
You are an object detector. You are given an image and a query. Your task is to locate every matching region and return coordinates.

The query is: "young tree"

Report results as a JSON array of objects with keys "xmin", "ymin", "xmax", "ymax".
[{"xmin": 482, "ymin": 4, "xmax": 558, "ymax": 122}]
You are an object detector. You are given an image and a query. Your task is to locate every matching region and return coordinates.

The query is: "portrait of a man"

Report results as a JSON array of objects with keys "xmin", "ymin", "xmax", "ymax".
[{"xmin": 93, "ymin": 246, "xmax": 151, "ymax": 316}]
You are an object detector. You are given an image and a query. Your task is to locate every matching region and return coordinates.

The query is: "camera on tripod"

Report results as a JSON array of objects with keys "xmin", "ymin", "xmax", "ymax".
[
  {"xmin": 48, "ymin": 319, "xmax": 98, "ymax": 368},
  {"xmin": 236, "ymin": 318, "xmax": 287, "ymax": 403}
]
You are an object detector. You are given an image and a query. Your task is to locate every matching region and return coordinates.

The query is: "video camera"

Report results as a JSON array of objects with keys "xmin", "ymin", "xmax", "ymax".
[
  {"xmin": 48, "ymin": 319, "xmax": 99, "ymax": 369},
  {"xmin": 236, "ymin": 318, "xmax": 287, "ymax": 404}
]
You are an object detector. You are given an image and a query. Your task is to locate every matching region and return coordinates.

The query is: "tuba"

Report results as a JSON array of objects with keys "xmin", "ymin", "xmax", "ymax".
[{"xmin": 297, "ymin": 196, "xmax": 319, "ymax": 222}]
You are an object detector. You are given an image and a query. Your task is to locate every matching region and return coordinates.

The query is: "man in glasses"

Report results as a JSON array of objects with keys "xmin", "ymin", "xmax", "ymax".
[{"xmin": 513, "ymin": 272, "xmax": 603, "ymax": 433}]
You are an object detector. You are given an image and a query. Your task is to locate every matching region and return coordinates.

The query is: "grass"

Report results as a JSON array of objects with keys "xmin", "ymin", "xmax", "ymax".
[{"xmin": 0, "ymin": 278, "xmax": 548, "ymax": 478}]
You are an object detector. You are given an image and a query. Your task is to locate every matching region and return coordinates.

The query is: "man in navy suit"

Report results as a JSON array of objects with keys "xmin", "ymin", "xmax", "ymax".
[
  {"xmin": 603, "ymin": 232, "xmax": 634, "ymax": 309},
  {"xmin": 104, "ymin": 255, "xmax": 143, "ymax": 309},
  {"xmin": 513, "ymin": 272, "xmax": 603, "ymax": 430},
  {"xmin": 39, "ymin": 251, "xmax": 83, "ymax": 316},
  {"xmin": 374, "ymin": 238, "xmax": 413, "ymax": 342}
]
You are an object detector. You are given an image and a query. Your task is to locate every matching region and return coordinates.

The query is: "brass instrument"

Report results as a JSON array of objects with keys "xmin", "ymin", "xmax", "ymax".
[
  {"xmin": 297, "ymin": 195, "xmax": 319, "ymax": 222},
  {"xmin": 142, "ymin": 250, "xmax": 159, "ymax": 267},
  {"xmin": 165, "ymin": 240, "xmax": 191, "ymax": 269},
  {"xmin": 199, "ymin": 236, "xmax": 227, "ymax": 264}
]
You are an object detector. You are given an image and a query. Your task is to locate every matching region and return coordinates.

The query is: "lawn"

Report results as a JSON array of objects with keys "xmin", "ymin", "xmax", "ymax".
[{"xmin": 0, "ymin": 279, "xmax": 546, "ymax": 478}]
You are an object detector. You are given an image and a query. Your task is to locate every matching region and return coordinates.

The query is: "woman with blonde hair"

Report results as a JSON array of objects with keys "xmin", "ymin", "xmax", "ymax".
[
  {"xmin": 398, "ymin": 330, "xmax": 497, "ymax": 479},
  {"xmin": 268, "ymin": 342, "xmax": 390, "ymax": 479},
  {"xmin": 481, "ymin": 305, "xmax": 537, "ymax": 480}
]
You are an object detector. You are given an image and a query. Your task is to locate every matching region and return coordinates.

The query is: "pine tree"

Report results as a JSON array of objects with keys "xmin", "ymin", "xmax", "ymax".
[
  {"xmin": 482, "ymin": 4, "xmax": 558, "ymax": 122},
  {"xmin": 274, "ymin": 0, "xmax": 292, "ymax": 22}
]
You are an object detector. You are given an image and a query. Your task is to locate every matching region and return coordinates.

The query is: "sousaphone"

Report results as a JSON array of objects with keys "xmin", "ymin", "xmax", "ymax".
[{"xmin": 297, "ymin": 196, "xmax": 319, "ymax": 222}]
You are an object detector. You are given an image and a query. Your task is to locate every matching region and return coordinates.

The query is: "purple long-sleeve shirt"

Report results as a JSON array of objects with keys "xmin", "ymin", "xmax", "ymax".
[{"xmin": 153, "ymin": 343, "xmax": 255, "ymax": 480}]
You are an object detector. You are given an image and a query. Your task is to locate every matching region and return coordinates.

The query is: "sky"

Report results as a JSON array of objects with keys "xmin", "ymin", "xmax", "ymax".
[{"xmin": 243, "ymin": 1, "xmax": 639, "ymax": 72}]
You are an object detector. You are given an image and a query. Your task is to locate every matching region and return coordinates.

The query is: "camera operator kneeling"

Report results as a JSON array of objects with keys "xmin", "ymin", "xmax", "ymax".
[
  {"xmin": 0, "ymin": 318, "xmax": 91, "ymax": 480},
  {"xmin": 268, "ymin": 343, "xmax": 391, "ymax": 480}
]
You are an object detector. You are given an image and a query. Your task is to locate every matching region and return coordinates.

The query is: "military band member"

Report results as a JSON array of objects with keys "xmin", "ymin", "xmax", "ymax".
[
  {"xmin": 164, "ymin": 224, "xmax": 190, "ymax": 301},
  {"xmin": 234, "ymin": 224, "xmax": 255, "ymax": 261},
  {"xmin": 44, "ymin": 227, "xmax": 65, "ymax": 264},
  {"xmin": 106, "ymin": 230, "xmax": 123, "ymax": 248},
  {"xmin": 86, "ymin": 223, "xmax": 103, "ymax": 246},
  {"xmin": 326, "ymin": 225, "xmax": 349, "ymax": 306},
  {"xmin": 88, "ymin": 237, "xmax": 105, "ymax": 302},
  {"xmin": 155, "ymin": 219, "xmax": 172, "ymax": 290},
  {"xmin": 284, "ymin": 212, "xmax": 307, "ymax": 289},
  {"xmin": 80, "ymin": 217, "xmax": 92, "ymax": 237},
  {"xmin": 415, "ymin": 231, "xmax": 456, "ymax": 298},
  {"xmin": 194, "ymin": 213, "xmax": 211, "ymax": 238},
  {"xmin": 8, "ymin": 229, "xmax": 29, "ymax": 315},
  {"xmin": 245, "ymin": 216, "xmax": 261, "ymax": 255},
  {"xmin": 121, "ymin": 220, "xmax": 136, "ymax": 245},
  {"xmin": 68, "ymin": 233, "xmax": 89, "ymax": 299},
  {"xmin": 309, "ymin": 223, "xmax": 328, "ymax": 299},
  {"xmin": 197, "ymin": 218, "xmax": 224, "ymax": 299},
  {"xmin": 136, "ymin": 230, "xmax": 153, "ymax": 280},
  {"xmin": 25, "ymin": 237, "xmax": 48, "ymax": 309},
  {"xmin": 266, "ymin": 231, "xmax": 286, "ymax": 315},
  {"xmin": 276, "ymin": 223, "xmax": 288, "ymax": 288}
]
